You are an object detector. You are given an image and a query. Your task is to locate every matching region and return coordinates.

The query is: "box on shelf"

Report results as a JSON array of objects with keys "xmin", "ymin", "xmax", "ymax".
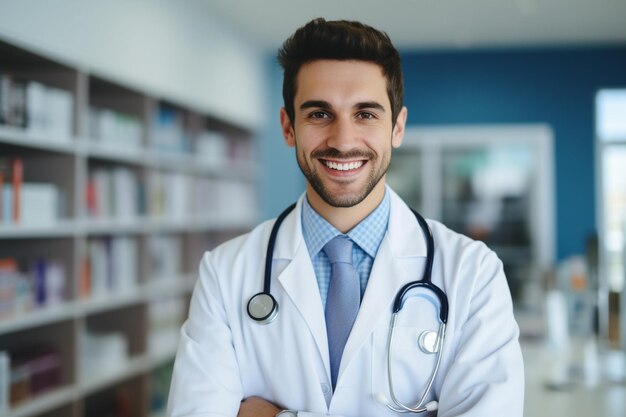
[
  {"xmin": 79, "ymin": 328, "xmax": 129, "ymax": 381},
  {"xmin": 195, "ymin": 131, "xmax": 229, "ymax": 169},
  {"xmin": 8, "ymin": 346, "xmax": 62, "ymax": 406},
  {"xmin": 148, "ymin": 235, "xmax": 181, "ymax": 281},
  {"xmin": 148, "ymin": 297, "xmax": 186, "ymax": 355},
  {"xmin": 192, "ymin": 177, "xmax": 257, "ymax": 223},
  {"xmin": 0, "ymin": 157, "xmax": 22, "ymax": 225},
  {"xmin": 85, "ymin": 237, "xmax": 138, "ymax": 299},
  {"xmin": 0, "ymin": 257, "xmax": 66, "ymax": 319},
  {"xmin": 88, "ymin": 106, "xmax": 143, "ymax": 150},
  {"xmin": 152, "ymin": 106, "xmax": 191, "ymax": 155},
  {"xmin": 87, "ymin": 166, "xmax": 142, "ymax": 220},
  {"xmin": 1, "ymin": 157, "xmax": 65, "ymax": 226},
  {"xmin": 147, "ymin": 170, "xmax": 191, "ymax": 221},
  {"xmin": 33, "ymin": 259, "xmax": 66, "ymax": 308},
  {"xmin": 0, "ymin": 73, "xmax": 73, "ymax": 140}
]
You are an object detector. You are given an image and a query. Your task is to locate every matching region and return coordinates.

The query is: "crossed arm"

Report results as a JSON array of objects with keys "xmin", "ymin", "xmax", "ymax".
[{"xmin": 238, "ymin": 397, "xmax": 281, "ymax": 417}]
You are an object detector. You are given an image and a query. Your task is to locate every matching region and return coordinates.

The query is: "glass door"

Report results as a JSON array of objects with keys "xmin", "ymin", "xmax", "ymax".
[{"xmin": 387, "ymin": 125, "xmax": 554, "ymax": 310}]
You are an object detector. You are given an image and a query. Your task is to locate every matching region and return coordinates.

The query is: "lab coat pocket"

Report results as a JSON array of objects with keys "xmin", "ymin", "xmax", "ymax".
[{"xmin": 371, "ymin": 292, "xmax": 440, "ymax": 413}]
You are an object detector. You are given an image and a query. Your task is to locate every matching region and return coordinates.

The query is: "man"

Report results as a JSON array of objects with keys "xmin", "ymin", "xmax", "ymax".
[{"xmin": 168, "ymin": 18, "xmax": 524, "ymax": 417}]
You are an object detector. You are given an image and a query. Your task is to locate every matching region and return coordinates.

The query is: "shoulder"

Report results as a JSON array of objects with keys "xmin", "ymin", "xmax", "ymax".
[
  {"xmin": 426, "ymin": 218, "xmax": 507, "ymax": 305},
  {"xmin": 427, "ymin": 218, "xmax": 502, "ymax": 272},
  {"xmin": 386, "ymin": 186, "xmax": 498, "ymax": 265}
]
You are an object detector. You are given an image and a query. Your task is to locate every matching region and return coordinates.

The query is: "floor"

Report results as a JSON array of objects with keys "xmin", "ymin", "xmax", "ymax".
[{"xmin": 519, "ymin": 312, "xmax": 626, "ymax": 417}]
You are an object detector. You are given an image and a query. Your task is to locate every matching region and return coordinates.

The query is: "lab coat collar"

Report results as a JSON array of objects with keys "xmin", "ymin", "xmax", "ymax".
[
  {"xmin": 273, "ymin": 195, "xmax": 330, "ymax": 376},
  {"xmin": 272, "ymin": 194, "xmax": 306, "ymax": 261},
  {"xmin": 385, "ymin": 185, "xmax": 428, "ymax": 258},
  {"xmin": 272, "ymin": 186, "xmax": 427, "ymax": 261}
]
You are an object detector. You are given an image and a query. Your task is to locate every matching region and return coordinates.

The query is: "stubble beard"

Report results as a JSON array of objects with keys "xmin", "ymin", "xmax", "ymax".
[{"xmin": 295, "ymin": 142, "xmax": 391, "ymax": 208}]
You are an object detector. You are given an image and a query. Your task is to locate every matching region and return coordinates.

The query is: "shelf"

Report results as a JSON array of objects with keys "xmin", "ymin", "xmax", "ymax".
[
  {"xmin": 83, "ymin": 141, "xmax": 148, "ymax": 165},
  {"xmin": 0, "ymin": 303, "xmax": 76, "ymax": 335},
  {"xmin": 0, "ymin": 217, "xmax": 257, "ymax": 238},
  {"xmin": 3, "ymin": 356, "xmax": 179, "ymax": 417},
  {"xmin": 1, "ymin": 348, "xmax": 178, "ymax": 417},
  {"xmin": 0, "ymin": 220, "xmax": 79, "ymax": 239},
  {"xmin": 5, "ymin": 385, "xmax": 76, "ymax": 417},
  {"xmin": 80, "ymin": 355, "xmax": 148, "ymax": 397},
  {"xmin": 0, "ymin": 276, "xmax": 196, "ymax": 335},
  {"xmin": 143, "ymin": 275, "xmax": 197, "ymax": 299},
  {"xmin": 83, "ymin": 218, "xmax": 149, "ymax": 235},
  {"xmin": 0, "ymin": 126, "xmax": 76, "ymax": 155},
  {"xmin": 83, "ymin": 217, "xmax": 257, "ymax": 235},
  {"xmin": 77, "ymin": 276, "xmax": 196, "ymax": 317},
  {"xmin": 83, "ymin": 140, "xmax": 258, "ymax": 181},
  {"xmin": 146, "ymin": 344, "xmax": 179, "ymax": 368}
]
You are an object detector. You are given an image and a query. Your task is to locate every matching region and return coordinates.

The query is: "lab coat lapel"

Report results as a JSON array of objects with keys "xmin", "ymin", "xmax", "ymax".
[
  {"xmin": 338, "ymin": 189, "xmax": 427, "ymax": 380},
  {"xmin": 273, "ymin": 196, "xmax": 330, "ymax": 373}
]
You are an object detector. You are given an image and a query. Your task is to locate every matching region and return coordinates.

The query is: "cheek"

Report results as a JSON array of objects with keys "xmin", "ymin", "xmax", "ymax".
[
  {"xmin": 362, "ymin": 127, "xmax": 394, "ymax": 150},
  {"xmin": 296, "ymin": 128, "xmax": 326, "ymax": 149}
]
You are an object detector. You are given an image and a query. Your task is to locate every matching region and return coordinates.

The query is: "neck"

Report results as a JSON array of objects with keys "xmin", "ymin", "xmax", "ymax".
[{"xmin": 306, "ymin": 182, "xmax": 386, "ymax": 233}]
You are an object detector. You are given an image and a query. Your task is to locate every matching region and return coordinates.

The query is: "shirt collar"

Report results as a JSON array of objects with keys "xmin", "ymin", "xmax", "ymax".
[{"xmin": 301, "ymin": 190, "xmax": 390, "ymax": 258}]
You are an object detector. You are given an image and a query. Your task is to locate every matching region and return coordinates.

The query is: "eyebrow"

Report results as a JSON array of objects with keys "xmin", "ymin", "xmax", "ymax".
[
  {"xmin": 355, "ymin": 101, "xmax": 386, "ymax": 112},
  {"xmin": 299, "ymin": 100, "xmax": 386, "ymax": 112},
  {"xmin": 299, "ymin": 100, "xmax": 331, "ymax": 110}
]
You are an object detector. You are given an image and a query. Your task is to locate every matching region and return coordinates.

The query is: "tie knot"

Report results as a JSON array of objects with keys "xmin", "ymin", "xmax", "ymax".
[{"xmin": 323, "ymin": 236, "xmax": 354, "ymax": 264}]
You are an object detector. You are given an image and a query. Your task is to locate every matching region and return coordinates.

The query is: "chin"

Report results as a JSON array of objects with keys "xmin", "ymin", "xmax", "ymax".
[{"xmin": 317, "ymin": 185, "xmax": 372, "ymax": 208}]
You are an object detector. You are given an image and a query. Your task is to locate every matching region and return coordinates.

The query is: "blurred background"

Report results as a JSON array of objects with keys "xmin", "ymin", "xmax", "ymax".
[{"xmin": 0, "ymin": 0, "xmax": 625, "ymax": 416}]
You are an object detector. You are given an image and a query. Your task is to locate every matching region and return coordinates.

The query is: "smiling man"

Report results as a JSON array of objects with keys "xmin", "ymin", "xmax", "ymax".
[
  {"xmin": 283, "ymin": 58, "xmax": 405, "ymax": 231},
  {"xmin": 167, "ymin": 18, "xmax": 524, "ymax": 417}
]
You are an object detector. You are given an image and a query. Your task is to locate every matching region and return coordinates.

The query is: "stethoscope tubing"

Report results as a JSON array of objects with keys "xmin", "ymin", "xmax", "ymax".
[
  {"xmin": 385, "ymin": 314, "xmax": 446, "ymax": 413},
  {"xmin": 263, "ymin": 202, "xmax": 297, "ymax": 294},
  {"xmin": 248, "ymin": 201, "xmax": 449, "ymax": 414}
]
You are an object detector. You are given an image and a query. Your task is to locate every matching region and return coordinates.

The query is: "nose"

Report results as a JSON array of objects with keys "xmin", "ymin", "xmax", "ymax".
[{"xmin": 326, "ymin": 117, "xmax": 359, "ymax": 152}]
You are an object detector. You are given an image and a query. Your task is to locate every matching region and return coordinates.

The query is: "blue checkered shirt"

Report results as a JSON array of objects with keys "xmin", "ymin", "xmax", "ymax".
[{"xmin": 301, "ymin": 191, "xmax": 390, "ymax": 310}]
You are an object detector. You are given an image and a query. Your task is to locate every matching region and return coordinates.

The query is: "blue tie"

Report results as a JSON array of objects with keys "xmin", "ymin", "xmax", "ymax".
[{"xmin": 323, "ymin": 236, "xmax": 360, "ymax": 389}]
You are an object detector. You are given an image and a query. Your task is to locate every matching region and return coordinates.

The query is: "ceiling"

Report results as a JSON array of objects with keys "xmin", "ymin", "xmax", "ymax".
[{"xmin": 205, "ymin": 0, "xmax": 626, "ymax": 51}]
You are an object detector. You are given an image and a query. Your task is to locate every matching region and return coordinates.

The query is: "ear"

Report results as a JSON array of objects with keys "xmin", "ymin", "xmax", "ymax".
[
  {"xmin": 280, "ymin": 108, "xmax": 296, "ymax": 147},
  {"xmin": 391, "ymin": 106, "xmax": 408, "ymax": 148}
]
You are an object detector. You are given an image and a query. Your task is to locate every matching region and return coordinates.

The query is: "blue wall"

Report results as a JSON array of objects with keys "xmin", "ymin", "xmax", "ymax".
[
  {"xmin": 259, "ymin": 59, "xmax": 305, "ymax": 220},
  {"xmin": 402, "ymin": 46, "xmax": 626, "ymax": 260},
  {"xmin": 261, "ymin": 46, "xmax": 626, "ymax": 260}
]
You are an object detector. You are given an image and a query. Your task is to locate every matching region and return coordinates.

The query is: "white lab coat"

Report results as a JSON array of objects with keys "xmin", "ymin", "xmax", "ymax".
[{"xmin": 167, "ymin": 188, "xmax": 524, "ymax": 417}]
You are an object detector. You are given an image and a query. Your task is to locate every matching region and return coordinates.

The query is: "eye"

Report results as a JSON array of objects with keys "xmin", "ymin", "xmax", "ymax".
[
  {"xmin": 357, "ymin": 111, "xmax": 376, "ymax": 120},
  {"xmin": 309, "ymin": 111, "xmax": 330, "ymax": 119}
]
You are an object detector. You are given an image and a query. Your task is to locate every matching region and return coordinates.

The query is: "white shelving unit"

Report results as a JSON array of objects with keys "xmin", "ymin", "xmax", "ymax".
[{"xmin": 0, "ymin": 38, "xmax": 259, "ymax": 417}]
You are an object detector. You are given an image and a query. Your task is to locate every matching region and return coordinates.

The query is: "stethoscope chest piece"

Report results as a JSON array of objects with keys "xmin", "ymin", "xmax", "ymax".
[
  {"xmin": 247, "ymin": 292, "xmax": 278, "ymax": 324},
  {"xmin": 418, "ymin": 330, "xmax": 439, "ymax": 354}
]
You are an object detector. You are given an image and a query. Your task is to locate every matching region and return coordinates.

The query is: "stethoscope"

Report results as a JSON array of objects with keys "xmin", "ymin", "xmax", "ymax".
[{"xmin": 246, "ymin": 202, "xmax": 449, "ymax": 414}]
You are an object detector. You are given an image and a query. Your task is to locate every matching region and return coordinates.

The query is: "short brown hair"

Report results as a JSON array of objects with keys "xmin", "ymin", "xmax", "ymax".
[{"xmin": 278, "ymin": 18, "xmax": 404, "ymax": 126}]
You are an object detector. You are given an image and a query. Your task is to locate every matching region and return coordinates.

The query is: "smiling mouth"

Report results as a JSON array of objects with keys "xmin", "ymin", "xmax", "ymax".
[{"xmin": 321, "ymin": 160, "xmax": 365, "ymax": 171}]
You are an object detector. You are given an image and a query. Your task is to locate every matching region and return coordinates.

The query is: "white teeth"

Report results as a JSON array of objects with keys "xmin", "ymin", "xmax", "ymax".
[{"xmin": 324, "ymin": 161, "xmax": 363, "ymax": 171}]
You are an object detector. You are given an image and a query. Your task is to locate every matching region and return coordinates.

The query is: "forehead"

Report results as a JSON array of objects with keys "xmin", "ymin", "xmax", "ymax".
[{"xmin": 294, "ymin": 60, "xmax": 389, "ymax": 106}]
